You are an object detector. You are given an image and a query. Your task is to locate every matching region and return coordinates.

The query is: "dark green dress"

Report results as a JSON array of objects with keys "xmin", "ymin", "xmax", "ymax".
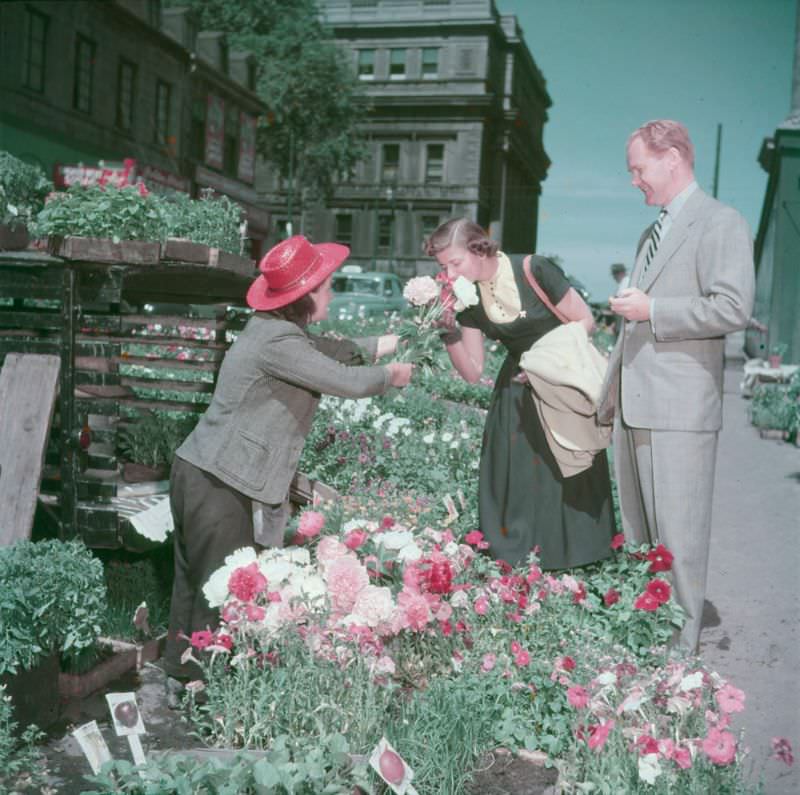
[{"xmin": 458, "ymin": 255, "xmax": 616, "ymax": 569}]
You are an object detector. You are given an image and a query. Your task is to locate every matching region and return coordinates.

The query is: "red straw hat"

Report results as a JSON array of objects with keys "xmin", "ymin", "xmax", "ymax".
[{"xmin": 247, "ymin": 235, "xmax": 350, "ymax": 311}]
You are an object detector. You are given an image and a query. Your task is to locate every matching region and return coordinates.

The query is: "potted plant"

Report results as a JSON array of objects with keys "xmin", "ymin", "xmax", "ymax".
[
  {"xmin": 768, "ymin": 342, "xmax": 788, "ymax": 369},
  {"xmin": 118, "ymin": 411, "xmax": 196, "ymax": 482},
  {"xmin": 0, "ymin": 151, "xmax": 52, "ymax": 250}
]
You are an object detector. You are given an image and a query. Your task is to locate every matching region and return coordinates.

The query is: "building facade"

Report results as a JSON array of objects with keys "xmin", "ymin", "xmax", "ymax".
[
  {"xmin": 0, "ymin": 0, "xmax": 268, "ymax": 254},
  {"xmin": 258, "ymin": 0, "xmax": 551, "ymax": 276}
]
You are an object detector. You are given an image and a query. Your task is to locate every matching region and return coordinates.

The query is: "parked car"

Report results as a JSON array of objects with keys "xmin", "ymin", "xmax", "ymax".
[{"xmin": 328, "ymin": 268, "xmax": 408, "ymax": 320}]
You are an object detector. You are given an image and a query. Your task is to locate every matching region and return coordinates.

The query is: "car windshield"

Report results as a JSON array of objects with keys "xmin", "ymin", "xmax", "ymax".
[{"xmin": 332, "ymin": 276, "xmax": 382, "ymax": 296}]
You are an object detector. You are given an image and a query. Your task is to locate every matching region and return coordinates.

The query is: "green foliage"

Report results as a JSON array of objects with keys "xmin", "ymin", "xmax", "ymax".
[
  {"xmin": 0, "ymin": 540, "xmax": 106, "ymax": 675},
  {"xmin": 0, "ymin": 685, "xmax": 47, "ymax": 794},
  {"xmin": 118, "ymin": 412, "xmax": 198, "ymax": 468},
  {"xmin": 31, "ymin": 185, "xmax": 243, "ymax": 252},
  {"xmin": 749, "ymin": 376, "xmax": 800, "ymax": 438},
  {"xmin": 0, "ymin": 150, "xmax": 52, "ymax": 227},
  {"xmin": 169, "ymin": 0, "xmax": 367, "ymax": 199}
]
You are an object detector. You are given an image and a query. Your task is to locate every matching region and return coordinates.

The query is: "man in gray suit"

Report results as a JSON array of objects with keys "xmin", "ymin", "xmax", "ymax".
[{"xmin": 601, "ymin": 120, "xmax": 754, "ymax": 652}]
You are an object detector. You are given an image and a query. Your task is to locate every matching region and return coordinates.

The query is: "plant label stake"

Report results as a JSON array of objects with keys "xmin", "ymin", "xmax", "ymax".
[
  {"xmin": 368, "ymin": 736, "xmax": 418, "ymax": 795},
  {"xmin": 105, "ymin": 692, "xmax": 146, "ymax": 769},
  {"xmin": 72, "ymin": 720, "xmax": 113, "ymax": 775}
]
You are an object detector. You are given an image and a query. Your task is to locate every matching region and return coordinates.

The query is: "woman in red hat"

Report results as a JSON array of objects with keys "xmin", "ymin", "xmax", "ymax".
[{"xmin": 164, "ymin": 235, "xmax": 412, "ymax": 693}]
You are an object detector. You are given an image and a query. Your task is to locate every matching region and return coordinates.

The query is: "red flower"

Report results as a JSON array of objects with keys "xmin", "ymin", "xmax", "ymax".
[
  {"xmin": 228, "ymin": 562, "xmax": 267, "ymax": 603},
  {"xmin": 604, "ymin": 588, "xmax": 620, "ymax": 607},
  {"xmin": 426, "ymin": 559, "xmax": 453, "ymax": 594},
  {"xmin": 610, "ymin": 533, "xmax": 626, "ymax": 550},
  {"xmin": 213, "ymin": 633, "xmax": 233, "ymax": 650},
  {"xmin": 572, "ymin": 583, "xmax": 587, "ymax": 604},
  {"xmin": 380, "ymin": 515, "xmax": 395, "ymax": 529},
  {"xmin": 190, "ymin": 630, "xmax": 213, "ymax": 649},
  {"xmin": 464, "ymin": 530, "xmax": 484, "ymax": 546},
  {"xmin": 634, "ymin": 592, "xmax": 660, "ymax": 611},
  {"xmin": 771, "ymin": 737, "xmax": 794, "ymax": 766},
  {"xmin": 513, "ymin": 649, "xmax": 530, "ymax": 667},
  {"xmin": 646, "ymin": 544, "xmax": 674, "ymax": 573},
  {"xmin": 588, "ymin": 719, "xmax": 614, "ymax": 752},
  {"xmin": 635, "ymin": 735, "xmax": 659, "ymax": 756},
  {"xmin": 645, "ymin": 578, "xmax": 671, "ymax": 605},
  {"xmin": 567, "ymin": 685, "xmax": 589, "ymax": 708}
]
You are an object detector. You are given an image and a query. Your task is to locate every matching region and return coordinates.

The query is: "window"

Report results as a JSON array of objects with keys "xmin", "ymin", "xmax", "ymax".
[
  {"xmin": 421, "ymin": 214, "xmax": 440, "ymax": 240},
  {"xmin": 389, "ymin": 49, "xmax": 406, "ymax": 79},
  {"xmin": 116, "ymin": 60, "xmax": 136, "ymax": 131},
  {"xmin": 190, "ymin": 96, "xmax": 205, "ymax": 161},
  {"xmin": 357, "ymin": 49, "xmax": 375, "ymax": 80},
  {"xmin": 24, "ymin": 9, "xmax": 48, "ymax": 92},
  {"xmin": 73, "ymin": 35, "xmax": 95, "ymax": 114},
  {"xmin": 335, "ymin": 214, "xmax": 353, "ymax": 247},
  {"xmin": 223, "ymin": 103, "xmax": 239, "ymax": 175},
  {"xmin": 421, "ymin": 48, "xmax": 439, "ymax": 79},
  {"xmin": 425, "ymin": 143, "xmax": 444, "ymax": 183},
  {"xmin": 457, "ymin": 47, "xmax": 474, "ymax": 74},
  {"xmin": 381, "ymin": 143, "xmax": 400, "ymax": 183},
  {"xmin": 377, "ymin": 214, "xmax": 393, "ymax": 255},
  {"xmin": 154, "ymin": 80, "xmax": 171, "ymax": 143}
]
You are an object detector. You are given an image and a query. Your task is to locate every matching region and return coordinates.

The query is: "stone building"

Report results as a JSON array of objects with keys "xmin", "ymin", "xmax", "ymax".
[
  {"xmin": 0, "ymin": 0, "xmax": 268, "ymax": 254},
  {"xmin": 259, "ymin": 0, "xmax": 551, "ymax": 276}
]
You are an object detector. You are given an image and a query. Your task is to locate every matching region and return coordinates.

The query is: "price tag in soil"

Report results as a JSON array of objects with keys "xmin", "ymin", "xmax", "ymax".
[
  {"xmin": 72, "ymin": 720, "xmax": 112, "ymax": 775},
  {"xmin": 106, "ymin": 692, "xmax": 147, "ymax": 768},
  {"xmin": 368, "ymin": 737, "xmax": 418, "ymax": 795}
]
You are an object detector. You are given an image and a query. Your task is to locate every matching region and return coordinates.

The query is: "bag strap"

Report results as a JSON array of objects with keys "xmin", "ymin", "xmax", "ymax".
[{"xmin": 522, "ymin": 256, "xmax": 570, "ymax": 324}]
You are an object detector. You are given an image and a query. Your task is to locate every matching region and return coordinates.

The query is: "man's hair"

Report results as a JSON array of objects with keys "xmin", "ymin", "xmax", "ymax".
[
  {"xmin": 611, "ymin": 263, "xmax": 627, "ymax": 275},
  {"xmin": 422, "ymin": 217, "xmax": 499, "ymax": 258},
  {"xmin": 627, "ymin": 120, "xmax": 695, "ymax": 168}
]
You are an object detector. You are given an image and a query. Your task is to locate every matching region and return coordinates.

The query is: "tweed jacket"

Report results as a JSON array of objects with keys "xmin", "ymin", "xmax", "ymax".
[
  {"xmin": 177, "ymin": 312, "xmax": 390, "ymax": 503},
  {"xmin": 598, "ymin": 189, "xmax": 754, "ymax": 431}
]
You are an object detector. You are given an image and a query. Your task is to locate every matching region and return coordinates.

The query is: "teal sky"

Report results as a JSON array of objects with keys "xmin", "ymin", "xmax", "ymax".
[{"xmin": 497, "ymin": 0, "xmax": 795, "ymax": 302}]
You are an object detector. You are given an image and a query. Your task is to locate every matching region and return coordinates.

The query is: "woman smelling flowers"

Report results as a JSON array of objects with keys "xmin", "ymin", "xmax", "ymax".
[{"xmin": 423, "ymin": 218, "xmax": 616, "ymax": 569}]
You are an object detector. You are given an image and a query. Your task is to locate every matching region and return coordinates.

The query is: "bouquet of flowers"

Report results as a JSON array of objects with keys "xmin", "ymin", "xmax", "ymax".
[{"xmin": 394, "ymin": 274, "xmax": 479, "ymax": 373}]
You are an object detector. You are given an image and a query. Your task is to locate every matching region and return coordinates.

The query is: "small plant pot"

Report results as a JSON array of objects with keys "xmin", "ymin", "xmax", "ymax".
[
  {"xmin": 768, "ymin": 355, "xmax": 783, "ymax": 369},
  {"xmin": 0, "ymin": 223, "xmax": 30, "ymax": 251},
  {"xmin": 122, "ymin": 462, "xmax": 169, "ymax": 483}
]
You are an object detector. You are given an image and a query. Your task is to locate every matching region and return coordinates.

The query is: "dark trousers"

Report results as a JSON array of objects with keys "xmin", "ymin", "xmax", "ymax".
[{"xmin": 164, "ymin": 457, "xmax": 257, "ymax": 679}]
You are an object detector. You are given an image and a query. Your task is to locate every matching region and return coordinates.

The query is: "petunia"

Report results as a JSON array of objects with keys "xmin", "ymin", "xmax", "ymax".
[
  {"xmin": 715, "ymin": 683, "xmax": 746, "ymax": 714},
  {"xmin": 702, "ymin": 727, "xmax": 737, "ymax": 765},
  {"xmin": 771, "ymin": 737, "xmax": 794, "ymax": 766},
  {"xmin": 587, "ymin": 719, "xmax": 614, "ymax": 752}
]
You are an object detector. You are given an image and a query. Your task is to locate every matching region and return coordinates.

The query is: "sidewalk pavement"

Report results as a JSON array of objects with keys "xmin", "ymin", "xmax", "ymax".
[{"xmin": 698, "ymin": 341, "xmax": 800, "ymax": 795}]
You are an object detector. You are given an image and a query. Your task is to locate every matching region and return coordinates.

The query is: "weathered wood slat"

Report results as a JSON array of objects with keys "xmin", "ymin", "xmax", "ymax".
[
  {"xmin": 0, "ymin": 354, "xmax": 61, "ymax": 546},
  {"xmin": 0, "ymin": 311, "xmax": 62, "ymax": 329},
  {"xmin": 49, "ymin": 236, "xmax": 161, "ymax": 265}
]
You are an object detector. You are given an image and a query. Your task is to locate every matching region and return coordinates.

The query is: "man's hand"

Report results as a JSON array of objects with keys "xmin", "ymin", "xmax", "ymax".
[
  {"xmin": 386, "ymin": 362, "xmax": 413, "ymax": 387},
  {"xmin": 375, "ymin": 334, "xmax": 400, "ymax": 359},
  {"xmin": 609, "ymin": 288, "xmax": 651, "ymax": 322}
]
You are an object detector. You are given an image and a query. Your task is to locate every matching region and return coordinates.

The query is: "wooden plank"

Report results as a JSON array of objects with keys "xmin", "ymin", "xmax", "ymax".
[
  {"xmin": 161, "ymin": 238, "xmax": 256, "ymax": 278},
  {"xmin": 0, "ymin": 311, "xmax": 62, "ymax": 329},
  {"xmin": 48, "ymin": 236, "xmax": 161, "ymax": 265},
  {"xmin": 0, "ymin": 353, "xmax": 61, "ymax": 546}
]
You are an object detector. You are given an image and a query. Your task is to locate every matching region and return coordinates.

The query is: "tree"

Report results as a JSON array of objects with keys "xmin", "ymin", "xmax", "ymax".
[{"xmin": 170, "ymin": 0, "xmax": 366, "ymax": 199}]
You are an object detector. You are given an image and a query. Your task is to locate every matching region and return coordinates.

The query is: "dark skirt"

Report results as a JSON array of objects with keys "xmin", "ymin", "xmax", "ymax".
[{"xmin": 478, "ymin": 359, "xmax": 616, "ymax": 569}]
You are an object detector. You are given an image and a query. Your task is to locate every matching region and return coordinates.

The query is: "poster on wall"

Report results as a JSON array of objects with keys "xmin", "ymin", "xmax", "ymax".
[
  {"xmin": 204, "ymin": 94, "xmax": 225, "ymax": 170},
  {"xmin": 238, "ymin": 112, "xmax": 257, "ymax": 184}
]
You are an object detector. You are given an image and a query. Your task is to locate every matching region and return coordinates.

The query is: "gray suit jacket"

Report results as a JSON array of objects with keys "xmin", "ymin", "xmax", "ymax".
[
  {"xmin": 177, "ymin": 312, "xmax": 390, "ymax": 503},
  {"xmin": 599, "ymin": 189, "xmax": 754, "ymax": 431}
]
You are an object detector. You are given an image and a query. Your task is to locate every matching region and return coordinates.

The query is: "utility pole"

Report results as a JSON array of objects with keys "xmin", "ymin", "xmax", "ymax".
[{"xmin": 712, "ymin": 123, "xmax": 722, "ymax": 199}]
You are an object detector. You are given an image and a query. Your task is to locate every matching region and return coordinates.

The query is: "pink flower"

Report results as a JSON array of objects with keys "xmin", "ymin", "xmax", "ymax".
[
  {"xmin": 588, "ymin": 719, "xmax": 614, "ymax": 752},
  {"xmin": 397, "ymin": 588, "xmax": 432, "ymax": 631},
  {"xmin": 317, "ymin": 536, "xmax": 351, "ymax": 567},
  {"xmin": 559, "ymin": 656, "xmax": 576, "ymax": 672},
  {"xmin": 221, "ymin": 603, "xmax": 241, "ymax": 624},
  {"xmin": 771, "ymin": 737, "xmax": 794, "ymax": 766},
  {"xmin": 228, "ymin": 562, "xmax": 267, "ymax": 603},
  {"xmin": 610, "ymin": 533, "xmax": 626, "ymax": 550},
  {"xmin": 634, "ymin": 591, "xmax": 660, "ymax": 611},
  {"xmin": 673, "ymin": 745, "xmax": 693, "ymax": 769},
  {"xmin": 604, "ymin": 588, "xmax": 620, "ymax": 607},
  {"xmin": 567, "ymin": 686, "xmax": 589, "ymax": 709},
  {"xmin": 473, "ymin": 595, "xmax": 489, "ymax": 615},
  {"xmin": 190, "ymin": 630, "xmax": 213, "ymax": 649},
  {"xmin": 657, "ymin": 738, "xmax": 675, "ymax": 760},
  {"xmin": 702, "ymin": 728, "xmax": 737, "ymax": 766},
  {"xmin": 715, "ymin": 683, "xmax": 746, "ymax": 714},
  {"xmin": 635, "ymin": 735, "xmax": 659, "ymax": 756},
  {"xmin": 510, "ymin": 640, "xmax": 522, "ymax": 655},
  {"xmin": 481, "ymin": 653, "xmax": 497, "ymax": 672},
  {"xmin": 572, "ymin": 583, "xmax": 587, "ymax": 604},
  {"xmin": 403, "ymin": 275, "xmax": 440, "ymax": 306},
  {"xmin": 245, "ymin": 604, "xmax": 266, "ymax": 621},
  {"xmin": 213, "ymin": 633, "xmax": 233, "ymax": 650},
  {"xmin": 646, "ymin": 543, "xmax": 674, "ymax": 573},
  {"xmin": 325, "ymin": 555, "xmax": 369, "ymax": 615},
  {"xmin": 426, "ymin": 558, "xmax": 453, "ymax": 594},
  {"xmin": 513, "ymin": 649, "xmax": 530, "ymax": 667},
  {"xmin": 297, "ymin": 510, "xmax": 325, "ymax": 538},
  {"xmin": 526, "ymin": 564, "xmax": 542, "ymax": 584},
  {"xmin": 645, "ymin": 578, "xmax": 671, "ymax": 605},
  {"xmin": 464, "ymin": 530, "xmax": 485, "ymax": 546},
  {"xmin": 344, "ymin": 529, "xmax": 368, "ymax": 550}
]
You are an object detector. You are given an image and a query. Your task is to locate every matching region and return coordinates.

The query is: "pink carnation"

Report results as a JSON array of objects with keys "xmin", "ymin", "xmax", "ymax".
[
  {"xmin": 403, "ymin": 276, "xmax": 440, "ymax": 306},
  {"xmin": 325, "ymin": 555, "xmax": 369, "ymax": 615},
  {"xmin": 228, "ymin": 562, "xmax": 267, "ymax": 603},
  {"xmin": 344, "ymin": 529, "xmax": 368, "ymax": 550},
  {"xmin": 317, "ymin": 536, "xmax": 351, "ymax": 567},
  {"xmin": 397, "ymin": 588, "xmax": 432, "ymax": 632},
  {"xmin": 473, "ymin": 595, "xmax": 489, "ymax": 615},
  {"xmin": 715, "ymin": 683, "xmax": 746, "ymax": 714},
  {"xmin": 513, "ymin": 649, "xmax": 530, "ymax": 668},
  {"xmin": 702, "ymin": 728, "xmax": 737, "ymax": 766},
  {"xmin": 567, "ymin": 685, "xmax": 590, "ymax": 709},
  {"xmin": 481, "ymin": 653, "xmax": 497, "ymax": 672},
  {"xmin": 297, "ymin": 510, "xmax": 325, "ymax": 538},
  {"xmin": 588, "ymin": 719, "xmax": 614, "ymax": 752}
]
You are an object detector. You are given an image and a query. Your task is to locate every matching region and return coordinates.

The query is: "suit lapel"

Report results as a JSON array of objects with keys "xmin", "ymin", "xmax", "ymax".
[{"xmin": 638, "ymin": 190, "xmax": 708, "ymax": 292}]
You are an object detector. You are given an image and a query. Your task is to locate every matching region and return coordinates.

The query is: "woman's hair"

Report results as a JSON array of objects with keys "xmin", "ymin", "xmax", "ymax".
[
  {"xmin": 422, "ymin": 218, "xmax": 499, "ymax": 258},
  {"xmin": 271, "ymin": 291, "xmax": 316, "ymax": 326},
  {"xmin": 627, "ymin": 120, "xmax": 695, "ymax": 168}
]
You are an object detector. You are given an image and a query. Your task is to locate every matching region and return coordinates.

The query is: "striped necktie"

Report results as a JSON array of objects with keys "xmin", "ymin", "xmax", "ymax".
[{"xmin": 640, "ymin": 208, "xmax": 668, "ymax": 280}]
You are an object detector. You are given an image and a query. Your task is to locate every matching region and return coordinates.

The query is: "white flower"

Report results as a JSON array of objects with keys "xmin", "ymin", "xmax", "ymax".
[
  {"xmin": 403, "ymin": 276, "xmax": 440, "ymax": 306},
  {"xmin": 595, "ymin": 671, "xmax": 616, "ymax": 686},
  {"xmin": 679, "ymin": 672, "xmax": 704, "ymax": 692},
  {"xmin": 342, "ymin": 518, "xmax": 368, "ymax": 534},
  {"xmin": 450, "ymin": 590, "xmax": 469, "ymax": 609},
  {"xmin": 397, "ymin": 542, "xmax": 423, "ymax": 562},
  {"xmin": 375, "ymin": 529, "xmax": 415, "ymax": 550},
  {"xmin": 423, "ymin": 432, "xmax": 435, "ymax": 444},
  {"xmin": 452, "ymin": 276, "xmax": 479, "ymax": 311},
  {"xmin": 441, "ymin": 431, "xmax": 454, "ymax": 443},
  {"xmin": 449, "ymin": 441, "xmax": 459, "ymax": 449},
  {"xmin": 638, "ymin": 753, "xmax": 662, "ymax": 785}
]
